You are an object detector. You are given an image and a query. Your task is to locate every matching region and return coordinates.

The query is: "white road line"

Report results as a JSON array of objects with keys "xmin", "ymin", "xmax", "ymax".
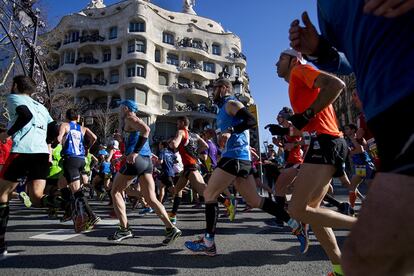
[{"xmin": 29, "ymin": 219, "xmax": 120, "ymax": 241}]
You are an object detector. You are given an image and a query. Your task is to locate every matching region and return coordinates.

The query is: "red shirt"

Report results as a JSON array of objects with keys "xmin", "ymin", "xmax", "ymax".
[
  {"xmin": 178, "ymin": 129, "xmax": 198, "ymax": 166},
  {"xmin": 0, "ymin": 138, "xmax": 12, "ymax": 165},
  {"xmin": 284, "ymin": 135, "xmax": 303, "ymax": 165}
]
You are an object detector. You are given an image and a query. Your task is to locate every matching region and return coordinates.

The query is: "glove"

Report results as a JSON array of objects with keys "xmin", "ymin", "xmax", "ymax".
[
  {"xmin": 289, "ymin": 108, "xmax": 314, "ymax": 130},
  {"xmin": 264, "ymin": 124, "xmax": 289, "ymax": 136}
]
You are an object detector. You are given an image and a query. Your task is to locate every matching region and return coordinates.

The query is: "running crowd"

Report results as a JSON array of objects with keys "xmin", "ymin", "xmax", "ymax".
[{"xmin": 0, "ymin": 1, "xmax": 413, "ymax": 275}]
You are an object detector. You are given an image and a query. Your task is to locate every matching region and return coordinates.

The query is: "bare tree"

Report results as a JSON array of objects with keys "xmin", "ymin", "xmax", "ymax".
[{"xmin": 92, "ymin": 106, "xmax": 118, "ymax": 145}]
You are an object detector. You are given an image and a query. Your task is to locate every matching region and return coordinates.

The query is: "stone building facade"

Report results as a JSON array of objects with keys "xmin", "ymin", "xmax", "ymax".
[{"xmin": 45, "ymin": 0, "xmax": 253, "ymax": 142}]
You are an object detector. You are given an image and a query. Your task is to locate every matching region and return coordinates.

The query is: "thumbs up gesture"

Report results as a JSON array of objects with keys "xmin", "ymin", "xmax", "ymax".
[{"xmin": 289, "ymin": 12, "xmax": 320, "ymax": 55}]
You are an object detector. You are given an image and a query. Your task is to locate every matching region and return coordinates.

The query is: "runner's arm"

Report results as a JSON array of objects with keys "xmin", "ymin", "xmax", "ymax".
[
  {"xmin": 310, "ymin": 72, "xmax": 345, "ymax": 114},
  {"xmin": 225, "ymin": 101, "xmax": 257, "ymax": 133},
  {"xmin": 6, "ymin": 105, "xmax": 33, "ymax": 136},
  {"xmin": 83, "ymin": 127, "xmax": 97, "ymax": 149},
  {"xmin": 197, "ymin": 135, "xmax": 209, "ymax": 153},
  {"xmin": 170, "ymin": 130, "xmax": 184, "ymax": 149}
]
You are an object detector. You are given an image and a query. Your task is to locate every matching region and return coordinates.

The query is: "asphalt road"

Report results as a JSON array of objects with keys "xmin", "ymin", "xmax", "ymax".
[{"xmin": 0, "ymin": 188, "xmax": 354, "ymax": 276}]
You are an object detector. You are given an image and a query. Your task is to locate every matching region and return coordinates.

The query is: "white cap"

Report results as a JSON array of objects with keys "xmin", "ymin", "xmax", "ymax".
[
  {"xmin": 112, "ymin": 140, "xmax": 119, "ymax": 149},
  {"xmin": 281, "ymin": 48, "xmax": 306, "ymax": 64}
]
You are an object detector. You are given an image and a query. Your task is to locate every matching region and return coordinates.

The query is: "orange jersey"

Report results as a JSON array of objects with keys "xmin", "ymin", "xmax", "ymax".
[{"xmin": 289, "ymin": 64, "xmax": 341, "ymax": 137}]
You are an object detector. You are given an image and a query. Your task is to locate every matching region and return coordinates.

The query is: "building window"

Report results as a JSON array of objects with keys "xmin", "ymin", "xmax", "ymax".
[
  {"xmin": 128, "ymin": 40, "xmax": 135, "ymax": 53},
  {"xmin": 103, "ymin": 49, "xmax": 111, "ymax": 62},
  {"xmin": 109, "ymin": 26, "xmax": 118, "ymax": 39},
  {"xmin": 162, "ymin": 95, "xmax": 174, "ymax": 110},
  {"xmin": 128, "ymin": 39, "xmax": 146, "ymax": 53},
  {"xmin": 71, "ymin": 31, "xmax": 79, "ymax": 42},
  {"xmin": 203, "ymin": 62, "xmax": 215, "ymax": 73},
  {"xmin": 129, "ymin": 21, "xmax": 145, "ymax": 32},
  {"xmin": 167, "ymin": 53, "xmax": 179, "ymax": 66},
  {"xmin": 126, "ymin": 63, "xmax": 146, "ymax": 78},
  {"xmin": 64, "ymin": 51, "xmax": 75, "ymax": 64},
  {"xmin": 163, "ymin": 32, "xmax": 174, "ymax": 45},
  {"xmin": 116, "ymin": 47, "xmax": 122, "ymax": 60},
  {"xmin": 155, "ymin": 49, "xmax": 161, "ymax": 63},
  {"xmin": 178, "ymin": 77, "xmax": 190, "ymax": 86},
  {"xmin": 137, "ymin": 64, "xmax": 145, "ymax": 77},
  {"xmin": 125, "ymin": 88, "xmax": 135, "ymax": 100},
  {"xmin": 212, "ymin": 43, "xmax": 221, "ymax": 55},
  {"xmin": 193, "ymin": 39, "xmax": 202, "ymax": 49},
  {"xmin": 110, "ymin": 70, "xmax": 119, "ymax": 84},
  {"xmin": 136, "ymin": 89, "xmax": 147, "ymax": 105},
  {"xmin": 235, "ymin": 66, "xmax": 241, "ymax": 77},
  {"xmin": 136, "ymin": 40, "xmax": 146, "ymax": 53},
  {"xmin": 127, "ymin": 64, "xmax": 135, "ymax": 77},
  {"xmin": 64, "ymin": 31, "xmax": 79, "ymax": 44},
  {"xmin": 158, "ymin": 72, "xmax": 169, "ymax": 86}
]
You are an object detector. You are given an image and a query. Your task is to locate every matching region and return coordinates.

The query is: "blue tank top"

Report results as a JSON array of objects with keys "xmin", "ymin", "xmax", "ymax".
[
  {"xmin": 100, "ymin": 161, "xmax": 111, "ymax": 174},
  {"xmin": 216, "ymin": 96, "xmax": 251, "ymax": 161},
  {"xmin": 124, "ymin": 131, "xmax": 152, "ymax": 157},
  {"xmin": 62, "ymin": 122, "xmax": 85, "ymax": 158}
]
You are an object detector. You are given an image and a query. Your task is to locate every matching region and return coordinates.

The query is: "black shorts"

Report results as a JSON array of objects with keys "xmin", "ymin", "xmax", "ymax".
[
  {"xmin": 217, "ymin": 157, "xmax": 252, "ymax": 179},
  {"xmin": 63, "ymin": 157, "xmax": 86, "ymax": 182},
  {"xmin": 119, "ymin": 155, "xmax": 153, "ymax": 177},
  {"xmin": 160, "ymin": 174, "xmax": 174, "ymax": 188},
  {"xmin": 0, "ymin": 153, "xmax": 49, "ymax": 182},
  {"xmin": 304, "ymin": 134, "xmax": 348, "ymax": 178},
  {"xmin": 182, "ymin": 164, "xmax": 200, "ymax": 179},
  {"xmin": 367, "ymin": 93, "xmax": 414, "ymax": 176}
]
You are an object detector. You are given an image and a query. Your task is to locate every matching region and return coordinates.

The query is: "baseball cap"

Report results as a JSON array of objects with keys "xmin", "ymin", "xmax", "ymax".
[
  {"xmin": 120, "ymin": 100, "xmax": 138, "ymax": 112},
  {"xmin": 281, "ymin": 48, "xmax": 306, "ymax": 64},
  {"xmin": 98, "ymin": 149, "xmax": 108, "ymax": 156},
  {"xmin": 278, "ymin": 107, "xmax": 294, "ymax": 119},
  {"xmin": 112, "ymin": 140, "xmax": 119, "ymax": 149}
]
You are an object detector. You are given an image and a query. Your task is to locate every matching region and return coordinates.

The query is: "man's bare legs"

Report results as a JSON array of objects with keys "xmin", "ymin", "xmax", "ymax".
[
  {"xmin": 343, "ymin": 173, "xmax": 414, "ymax": 276},
  {"xmin": 288, "ymin": 164, "xmax": 356, "ymax": 229}
]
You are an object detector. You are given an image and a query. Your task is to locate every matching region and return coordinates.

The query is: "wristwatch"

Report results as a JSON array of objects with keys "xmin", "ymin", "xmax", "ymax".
[{"xmin": 227, "ymin": 126, "xmax": 234, "ymax": 134}]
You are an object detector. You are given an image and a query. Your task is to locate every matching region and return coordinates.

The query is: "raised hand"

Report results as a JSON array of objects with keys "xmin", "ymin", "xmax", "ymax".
[{"xmin": 289, "ymin": 12, "xmax": 320, "ymax": 55}]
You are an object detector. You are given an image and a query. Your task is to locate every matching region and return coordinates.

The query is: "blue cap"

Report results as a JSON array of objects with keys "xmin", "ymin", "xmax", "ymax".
[
  {"xmin": 98, "ymin": 149, "xmax": 108, "ymax": 156},
  {"xmin": 120, "ymin": 100, "xmax": 138, "ymax": 112}
]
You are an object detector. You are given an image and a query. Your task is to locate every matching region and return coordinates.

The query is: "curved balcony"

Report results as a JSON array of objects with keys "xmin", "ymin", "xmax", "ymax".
[
  {"xmin": 226, "ymin": 52, "xmax": 247, "ymax": 67},
  {"xmin": 76, "ymin": 57, "xmax": 99, "ymax": 66},
  {"xmin": 168, "ymin": 103, "xmax": 217, "ymax": 119},
  {"xmin": 178, "ymin": 62, "xmax": 210, "ymax": 80},
  {"xmin": 75, "ymin": 79, "xmax": 108, "ymax": 88},
  {"xmin": 79, "ymin": 34, "xmax": 106, "ymax": 45},
  {"xmin": 168, "ymin": 82, "xmax": 209, "ymax": 100}
]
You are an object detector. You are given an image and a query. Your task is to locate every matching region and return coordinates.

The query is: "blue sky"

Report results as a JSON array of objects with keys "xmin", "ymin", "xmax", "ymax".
[{"xmin": 42, "ymin": 0, "xmax": 318, "ymax": 150}]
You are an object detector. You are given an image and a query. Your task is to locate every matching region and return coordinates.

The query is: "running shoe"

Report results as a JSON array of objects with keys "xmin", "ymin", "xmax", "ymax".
[
  {"xmin": 47, "ymin": 208, "xmax": 58, "ymax": 219},
  {"xmin": 242, "ymin": 205, "xmax": 252, "ymax": 212},
  {"xmin": 162, "ymin": 227, "xmax": 182, "ymax": 245},
  {"xmin": 19, "ymin": 192, "xmax": 32, "ymax": 208},
  {"xmin": 84, "ymin": 216, "xmax": 101, "ymax": 231},
  {"xmin": 184, "ymin": 236, "xmax": 217, "ymax": 256},
  {"xmin": 138, "ymin": 207, "xmax": 154, "ymax": 215},
  {"xmin": 226, "ymin": 197, "xmax": 237, "ymax": 222},
  {"xmin": 338, "ymin": 202, "xmax": 355, "ymax": 216},
  {"xmin": 107, "ymin": 226, "xmax": 134, "ymax": 241},
  {"xmin": 293, "ymin": 224, "xmax": 309, "ymax": 254},
  {"xmin": 192, "ymin": 202, "xmax": 202, "ymax": 208},
  {"xmin": 0, "ymin": 242, "xmax": 7, "ymax": 260},
  {"xmin": 265, "ymin": 218, "xmax": 285, "ymax": 229},
  {"xmin": 72, "ymin": 198, "xmax": 88, "ymax": 233},
  {"xmin": 327, "ymin": 272, "xmax": 344, "ymax": 276},
  {"xmin": 98, "ymin": 192, "xmax": 106, "ymax": 201},
  {"xmin": 168, "ymin": 212, "xmax": 177, "ymax": 225}
]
